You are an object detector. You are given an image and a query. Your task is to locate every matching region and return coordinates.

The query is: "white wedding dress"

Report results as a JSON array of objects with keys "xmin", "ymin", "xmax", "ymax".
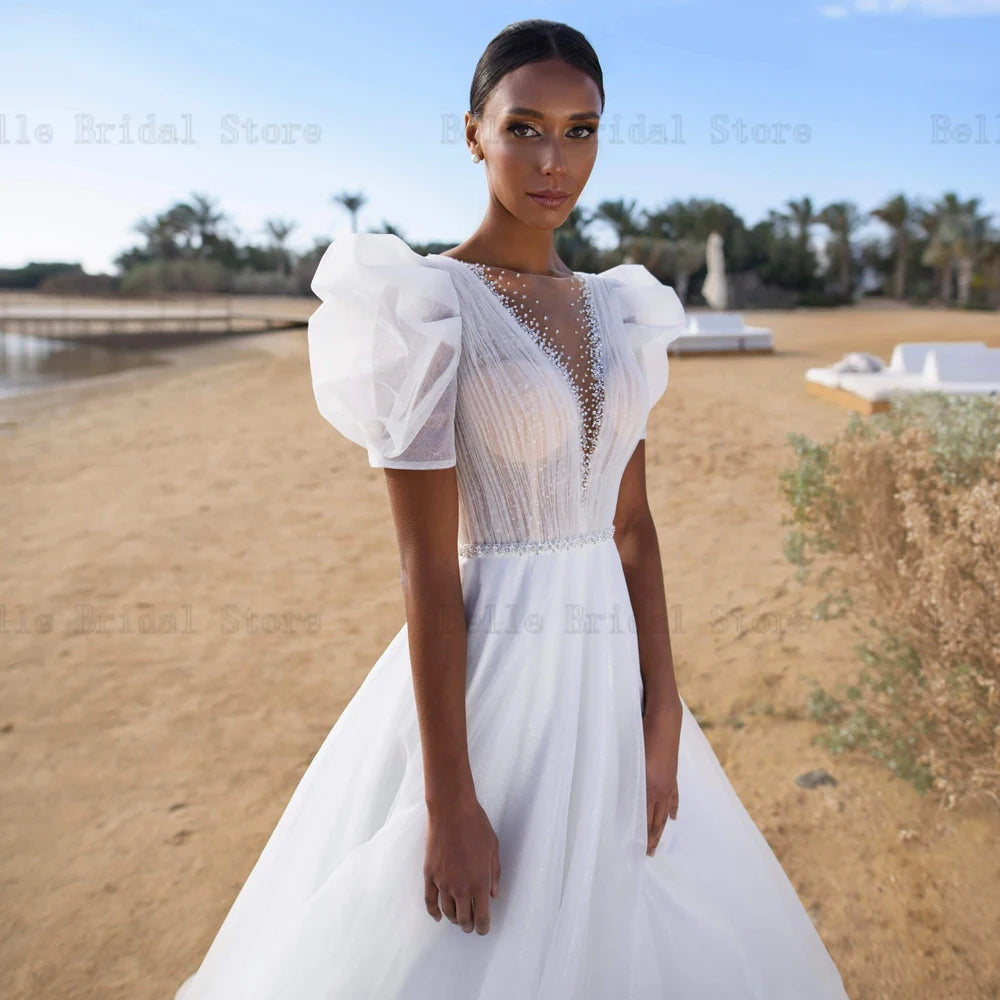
[{"xmin": 174, "ymin": 233, "xmax": 850, "ymax": 999}]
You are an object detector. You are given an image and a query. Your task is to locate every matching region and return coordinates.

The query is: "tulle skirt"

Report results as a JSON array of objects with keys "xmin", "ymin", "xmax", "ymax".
[{"xmin": 175, "ymin": 535, "xmax": 849, "ymax": 999}]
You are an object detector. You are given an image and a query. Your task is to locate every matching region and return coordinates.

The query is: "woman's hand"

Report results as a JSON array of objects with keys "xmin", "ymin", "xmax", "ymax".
[
  {"xmin": 643, "ymin": 696, "xmax": 682, "ymax": 856},
  {"xmin": 424, "ymin": 796, "xmax": 501, "ymax": 935}
]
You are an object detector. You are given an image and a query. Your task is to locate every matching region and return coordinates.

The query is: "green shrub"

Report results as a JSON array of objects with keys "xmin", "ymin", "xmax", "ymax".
[{"xmin": 780, "ymin": 393, "xmax": 1000, "ymax": 807}]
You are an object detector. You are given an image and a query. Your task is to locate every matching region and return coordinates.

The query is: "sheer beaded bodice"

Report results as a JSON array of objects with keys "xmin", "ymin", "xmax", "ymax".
[
  {"xmin": 307, "ymin": 233, "xmax": 687, "ymax": 559},
  {"xmin": 457, "ymin": 263, "xmax": 607, "ymax": 495},
  {"xmin": 428, "ymin": 252, "xmax": 646, "ymax": 556}
]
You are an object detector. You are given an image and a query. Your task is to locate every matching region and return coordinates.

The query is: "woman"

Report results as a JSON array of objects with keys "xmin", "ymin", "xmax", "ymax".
[{"xmin": 175, "ymin": 19, "xmax": 850, "ymax": 999}]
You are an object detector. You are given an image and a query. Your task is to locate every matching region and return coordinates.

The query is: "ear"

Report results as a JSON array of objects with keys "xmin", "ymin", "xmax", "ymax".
[{"xmin": 464, "ymin": 113, "xmax": 481, "ymax": 156}]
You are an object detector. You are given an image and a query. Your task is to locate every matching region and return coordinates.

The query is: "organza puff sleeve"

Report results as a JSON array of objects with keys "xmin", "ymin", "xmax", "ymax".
[
  {"xmin": 307, "ymin": 232, "xmax": 463, "ymax": 469},
  {"xmin": 602, "ymin": 264, "xmax": 686, "ymax": 439}
]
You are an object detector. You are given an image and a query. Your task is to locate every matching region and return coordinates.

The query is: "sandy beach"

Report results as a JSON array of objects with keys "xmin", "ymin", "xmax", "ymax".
[{"xmin": 2, "ymin": 296, "xmax": 999, "ymax": 999}]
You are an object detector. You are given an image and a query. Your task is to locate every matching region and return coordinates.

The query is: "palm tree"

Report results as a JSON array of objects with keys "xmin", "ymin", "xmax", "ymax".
[
  {"xmin": 331, "ymin": 191, "xmax": 368, "ymax": 234},
  {"xmin": 135, "ymin": 204, "xmax": 197, "ymax": 259},
  {"xmin": 594, "ymin": 198, "xmax": 640, "ymax": 251},
  {"xmin": 264, "ymin": 218, "xmax": 297, "ymax": 276},
  {"xmin": 915, "ymin": 203, "xmax": 949, "ymax": 302},
  {"xmin": 784, "ymin": 196, "xmax": 817, "ymax": 253},
  {"xmin": 916, "ymin": 192, "xmax": 984, "ymax": 306},
  {"xmin": 857, "ymin": 237, "xmax": 887, "ymax": 295},
  {"xmin": 775, "ymin": 197, "xmax": 822, "ymax": 289},
  {"xmin": 187, "ymin": 192, "xmax": 226, "ymax": 256},
  {"xmin": 870, "ymin": 193, "xmax": 917, "ymax": 300},
  {"xmin": 765, "ymin": 208, "xmax": 793, "ymax": 242},
  {"xmin": 555, "ymin": 206, "xmax": 597, "ymax": 271},
  {"xmin": 620, "ymin": 234, "xmax": 668, "ymax": 268},
  {"xmin": 624, "ymin": 236, "xmax": 702, "ymax": 304},
  {"xmin": 818, "ymin": 200, "xmax": 866, "ymax": 296},
  {"xmin": 952, "ymin": 198, "xmax": 992, "ymax": 308},
  {"xmin": 673, "ymin": 237, "xmax": 708, "ymax": 305}
]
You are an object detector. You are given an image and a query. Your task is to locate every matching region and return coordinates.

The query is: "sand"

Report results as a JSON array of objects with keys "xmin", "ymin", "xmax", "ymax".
[{"xmin": 2, "ymin": 294, "xmax": 999, "ymax": 999}]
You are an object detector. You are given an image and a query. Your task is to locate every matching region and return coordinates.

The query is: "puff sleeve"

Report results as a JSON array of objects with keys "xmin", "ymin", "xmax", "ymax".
[
  {"xmin": 602, "ymin": 264, "xmax": 686, "ymax": 439},
  {"xmin": 307, "ymin": 232, "xmax": 463, "ymax": 469}
]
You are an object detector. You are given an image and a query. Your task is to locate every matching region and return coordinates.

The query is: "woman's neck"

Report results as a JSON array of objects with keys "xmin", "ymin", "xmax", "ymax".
[{"xmin": 442, "ymin": 223, "xmax": 572, "ymax": 279}]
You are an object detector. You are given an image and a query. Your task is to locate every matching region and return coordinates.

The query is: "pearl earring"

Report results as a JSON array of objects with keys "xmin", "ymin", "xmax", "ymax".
[{"xmin": 471, "ymin": 152, "xmax": 481, "ymax": 163}]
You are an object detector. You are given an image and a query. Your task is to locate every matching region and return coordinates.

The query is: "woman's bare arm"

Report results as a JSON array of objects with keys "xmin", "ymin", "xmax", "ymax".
[
  {"xmin": 382, "ymin": 466, "xmax": 501, "ymax": 933},
  {"xmin": 614, "ymin": 440, "xmax": 683, "ymax": 854},
  {"xmin": 382, "ymin": 466, "xmax": 475, "ymax": 809},
  {"xmin": 612, "ymin": 440, "xmax": 681, "ymax": 719}
]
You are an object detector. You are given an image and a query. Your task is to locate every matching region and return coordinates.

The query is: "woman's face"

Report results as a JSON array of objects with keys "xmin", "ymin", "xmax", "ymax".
[{"xmin": 467, "ymin": 58, "xmax": 602, "ymax": 229}]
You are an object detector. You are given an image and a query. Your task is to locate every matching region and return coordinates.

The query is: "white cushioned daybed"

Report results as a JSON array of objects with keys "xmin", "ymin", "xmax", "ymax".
[{"xmin": 805, "ymin": 342, "xmax": 1000, "ymax": 413}]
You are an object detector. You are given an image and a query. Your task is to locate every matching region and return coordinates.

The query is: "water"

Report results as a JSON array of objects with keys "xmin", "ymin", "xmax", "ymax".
[{"xmin": 0, "ymin": 330, "xmax": 168, "ymax": 399}]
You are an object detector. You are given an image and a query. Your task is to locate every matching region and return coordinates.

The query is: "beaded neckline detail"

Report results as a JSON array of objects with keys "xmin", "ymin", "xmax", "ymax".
[{"xmin": 459, "ymin": 261, "xmax": 608, "ymax": 495}]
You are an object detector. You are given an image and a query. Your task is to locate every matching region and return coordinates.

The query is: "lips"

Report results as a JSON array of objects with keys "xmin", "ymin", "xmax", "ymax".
[{"xmin": 528, "ymin": 192, "xmax": 570, "ymax": 209}]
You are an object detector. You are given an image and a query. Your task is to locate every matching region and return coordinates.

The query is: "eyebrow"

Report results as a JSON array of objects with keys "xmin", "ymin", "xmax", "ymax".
[{"xmin": 504, "ymin": 106, "xmax": 601, "ymax": 121}]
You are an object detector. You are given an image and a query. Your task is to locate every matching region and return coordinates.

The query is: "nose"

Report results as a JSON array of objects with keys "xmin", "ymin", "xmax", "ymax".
[{"xmin": 539, "ymin": 137, "xmax": 567, "ymax": 178}]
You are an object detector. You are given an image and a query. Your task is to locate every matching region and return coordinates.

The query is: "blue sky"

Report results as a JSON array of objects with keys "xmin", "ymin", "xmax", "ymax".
[{"xmin": 1, "ymin": 0, "xmax": 997, "ymax": 273}]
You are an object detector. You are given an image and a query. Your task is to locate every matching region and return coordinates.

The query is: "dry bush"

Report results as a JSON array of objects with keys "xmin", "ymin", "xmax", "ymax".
[{"xmin": 780, "ymin": 393, "xmax": 1000, "ymax": 809}]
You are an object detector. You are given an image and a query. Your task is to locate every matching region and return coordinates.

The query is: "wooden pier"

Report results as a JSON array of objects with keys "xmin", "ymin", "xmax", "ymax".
[{"xmin": 0, "ymin": 300, "xmax": 308, "ymax": 349}]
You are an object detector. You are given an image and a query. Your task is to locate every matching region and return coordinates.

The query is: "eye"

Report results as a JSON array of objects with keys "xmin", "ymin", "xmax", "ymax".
[
  {"xmin": 507, "ymin": 122, "xmax": 539, "ymax": 138},
  {"xmin": 507, "ymin": 122, "xmax": 598, "ymax": 139}
]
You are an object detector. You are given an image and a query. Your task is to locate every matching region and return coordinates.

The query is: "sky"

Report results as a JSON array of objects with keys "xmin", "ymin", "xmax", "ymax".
[{"xmin": 0, "ymin": 0, "xmax": 997, "ymax": 274}]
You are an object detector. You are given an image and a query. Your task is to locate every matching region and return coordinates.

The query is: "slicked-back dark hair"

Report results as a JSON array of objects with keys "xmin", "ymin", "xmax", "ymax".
[{"xmin": 469, "ymin": 20, "xmax": 605, "ymax": 119}]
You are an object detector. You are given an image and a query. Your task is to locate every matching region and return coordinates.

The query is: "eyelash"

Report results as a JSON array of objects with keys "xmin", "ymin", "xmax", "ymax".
[{"xmin": 507, "ymin": 122, "xmax": 597, "ymax": 139}]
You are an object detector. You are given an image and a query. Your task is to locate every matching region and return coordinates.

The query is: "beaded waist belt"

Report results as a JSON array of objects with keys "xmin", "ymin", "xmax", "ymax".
[{"xmin": 458, "ymin": 525, "xmax": 615, "ymax": 559}]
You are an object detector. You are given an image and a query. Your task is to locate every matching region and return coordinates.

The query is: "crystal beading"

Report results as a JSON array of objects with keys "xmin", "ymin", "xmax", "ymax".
[
  {"xmin": 460, "ymin": 261, "xmax": 608, "ymax": 495},
  {"xmin": 458, "ymin": 525, "xmax": 615, "ymax": 558}
]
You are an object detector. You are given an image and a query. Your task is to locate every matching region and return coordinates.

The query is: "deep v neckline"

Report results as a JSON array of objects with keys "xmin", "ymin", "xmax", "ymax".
[{"xmin": 432, "ymin": 254, "xmax": 608, "ymax": 494}]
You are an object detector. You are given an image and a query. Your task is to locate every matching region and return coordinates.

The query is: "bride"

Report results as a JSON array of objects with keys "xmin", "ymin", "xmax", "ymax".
[{"xmin": 175, "ymin": 18, "xmax": 850, "ymax": 999}]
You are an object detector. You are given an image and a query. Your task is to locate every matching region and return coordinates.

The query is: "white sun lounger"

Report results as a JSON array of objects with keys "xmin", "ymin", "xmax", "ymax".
[
  {"xmin": 675, "ymin": 312, "xmax": 774, "ymax": 354},
  {"xmin": 805, "ymin": 342, "xmax": 1000, "ymax": 413}
]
